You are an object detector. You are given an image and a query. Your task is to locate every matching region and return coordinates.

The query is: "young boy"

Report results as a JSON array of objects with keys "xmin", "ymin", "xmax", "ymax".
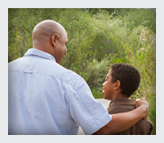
[{"xmin": 102, "ymin": 63, "xmax": 153, "ymax": 135}]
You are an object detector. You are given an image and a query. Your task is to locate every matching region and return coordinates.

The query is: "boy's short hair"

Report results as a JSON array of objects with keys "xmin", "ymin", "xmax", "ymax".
[{"xmin": 111, "ymin": 63, "xmax": 141, "ymax": 97}]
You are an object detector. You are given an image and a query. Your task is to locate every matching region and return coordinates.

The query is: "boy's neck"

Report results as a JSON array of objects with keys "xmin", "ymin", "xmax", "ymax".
[{"xmin": 111, "ymin": 93, "xmax": 128, "ymax": 100}]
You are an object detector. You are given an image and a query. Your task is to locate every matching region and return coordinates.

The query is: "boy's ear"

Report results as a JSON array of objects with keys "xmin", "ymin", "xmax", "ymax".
[{"xmin": 114, "ymin": 80, "xmax": 121, "ymax": 90}]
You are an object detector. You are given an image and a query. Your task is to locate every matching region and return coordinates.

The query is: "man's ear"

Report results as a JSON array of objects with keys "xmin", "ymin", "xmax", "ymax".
[
  {"xmin": 114, "ymin": 80, "xmax": 121, "ymax": 90},
  {"xmin": 51, "ymin": 34, "xmax": 58, "ymax": 47}
]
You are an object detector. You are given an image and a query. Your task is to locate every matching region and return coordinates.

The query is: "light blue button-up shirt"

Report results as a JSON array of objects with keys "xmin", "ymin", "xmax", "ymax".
[{"xmin": 8, "ymin": 48, "xmax": 112, "ymax": 135}]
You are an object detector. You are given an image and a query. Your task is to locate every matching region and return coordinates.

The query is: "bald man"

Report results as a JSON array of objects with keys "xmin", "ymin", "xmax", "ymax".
[{"xmin": 8, "ymin": 20, "xmax": 149, "ymax": 135}]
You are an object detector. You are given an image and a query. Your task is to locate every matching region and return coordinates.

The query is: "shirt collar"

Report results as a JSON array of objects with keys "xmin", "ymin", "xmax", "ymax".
[
  {"xmin": 109, "ymin": 98, "xmax": 135, "ymax": 106},
  {"xmin": 24, "ymin": 48, "xmax": 56, "ymax": 62}
]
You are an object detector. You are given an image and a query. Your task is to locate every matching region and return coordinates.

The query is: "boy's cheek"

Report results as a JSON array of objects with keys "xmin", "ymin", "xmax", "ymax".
[
  {"xmin": 102, "ymin": 85, "xmax": 106, "ymax": 95},
  {"xmin": 102, "ymin": 90, "xmax": 105, "ymax": 95}
]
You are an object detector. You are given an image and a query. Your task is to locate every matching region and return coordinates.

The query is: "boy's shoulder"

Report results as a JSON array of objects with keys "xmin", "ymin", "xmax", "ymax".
[
  {"xmin": 108, "ymin": 98, "xmax": 153, "ymax": 134},
  {"xmin": 108, "ymin": 98, "xmax": 135, "ymax": 114}
]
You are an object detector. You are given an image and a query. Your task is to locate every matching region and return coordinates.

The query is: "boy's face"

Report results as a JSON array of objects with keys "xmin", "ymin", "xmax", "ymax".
[{"xmin": 102, "ymin": 69, "xmax": 115, "ymax": 100}]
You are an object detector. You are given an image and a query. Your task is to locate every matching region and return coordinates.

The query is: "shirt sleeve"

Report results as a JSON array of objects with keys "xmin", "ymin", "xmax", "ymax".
[{"xmin": 64, "ymin": 76, "xmax": 112, "ymax": 135}]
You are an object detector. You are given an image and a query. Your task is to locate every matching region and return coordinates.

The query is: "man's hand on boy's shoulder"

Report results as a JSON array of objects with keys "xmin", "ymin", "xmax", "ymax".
[
  {"xmin": 135, "ymin": 99, "xmax": 149, "ymax": 119},
  {"xmin": 92, "ymin": 99, "xmax": 150, "ymax": 135}
]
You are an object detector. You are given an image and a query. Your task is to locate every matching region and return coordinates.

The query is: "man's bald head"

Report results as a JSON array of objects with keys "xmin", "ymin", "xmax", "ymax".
[
  {"xmin": 32, "ymin": 20, "xmax": 66, "ymax": 42},
  {"xmin": 32, "ymin": 20, "xmax": 68, "ymax": 64}
]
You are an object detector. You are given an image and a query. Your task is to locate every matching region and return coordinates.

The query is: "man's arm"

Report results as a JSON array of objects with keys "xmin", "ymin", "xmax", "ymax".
[{"xmin": 94, "ymin": 99, "xmax": 149, "ymax": 135}]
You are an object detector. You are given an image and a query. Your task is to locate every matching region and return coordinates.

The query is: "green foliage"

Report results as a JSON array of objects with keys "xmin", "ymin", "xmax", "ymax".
[
  {"xmin": 116, "ymin": 8, "xmax": 156, "ymax": 33},
  {"xmin": 80, "ymin": 58, "xmax": 111, "ymax": 91},
  {"xmin": 8, "ymin": 8, "xmax": 156, "ymax": 134},
  {"xmin": 122, "ymin": 27, "xmax": 156, "ymax": 134},
  {"xmin": 91, "ymin": 89, "xmax": 103, "ymax": 98}
]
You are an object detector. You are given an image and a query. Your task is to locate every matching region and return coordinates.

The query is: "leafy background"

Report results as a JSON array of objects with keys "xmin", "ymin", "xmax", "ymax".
[{"xmin": 8, "ymin": 8, "xmax": 156, "ymax": 134}]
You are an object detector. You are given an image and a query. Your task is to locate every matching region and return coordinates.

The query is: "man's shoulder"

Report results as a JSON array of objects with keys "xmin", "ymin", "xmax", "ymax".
[
  {"xmin": 37, "ymin": 58, "xmax": 84, "ymax": 87},
  {"xmin": 46, "ymin": 61, "xmax": 81, "ymax": 78},
  {"xmin": 8, "ymin": 57, "xmax": 24, "ymax": 70},
  {"xmin": 58, "ymin": 67, "xmax": 84, "ymax": 87},
  {"xmin": 8, "ymin": 56, "xmax": 85, "ymax": 88}
]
